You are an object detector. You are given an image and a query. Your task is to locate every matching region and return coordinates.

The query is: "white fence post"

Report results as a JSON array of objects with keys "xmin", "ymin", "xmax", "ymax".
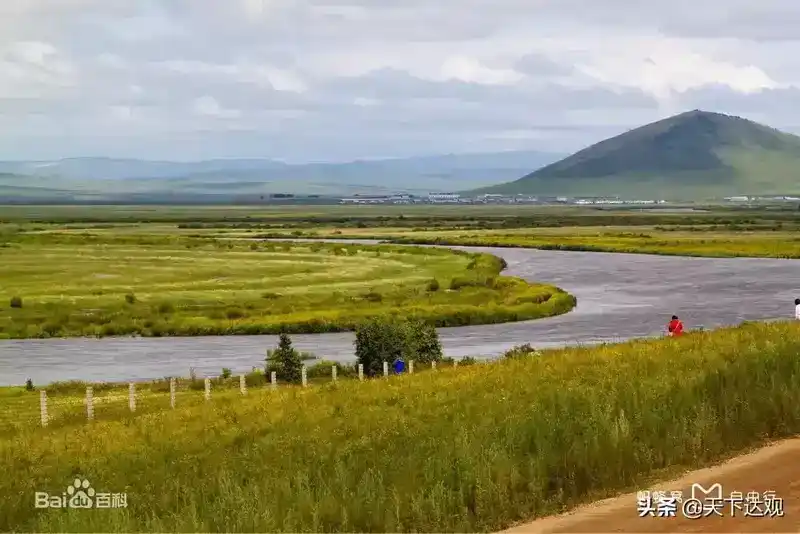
[
  {"xmin": 270, "ymin": 371, "xmax": 277, "ymax": 390},
  {"xmin": 40, "ymin": 390, "xmax": 48, "ymax": 427},
  {"xmin": 332, "ymin": 365, "xmax": 337, "ymax": 382},
  {"xmin": 128, "ymin": 383, "xmax": 136, "ymax": 412},
  {"xmin": 240, "ymin": 374, "xmax": 246, "ymax": 395},
  {"xmin": 383, "ymin": 361, "xmax": 388, "ymax": 377},
  {"xmin": 301, "ymin": 365, "xmax": 308, "ymax": 387},
  {"xmin": 204, "ymin": 378, "xmax": 211, "ymax": 401},
  {"xmin": 358, "ymin": 364, "xmax": 364, "ymax": 381},
  {"xmin": 409, "ymin": 360, "xmax": 414, "ymax": 374},
  {"xmin": 431, "ymin": 361, "xmax": 437, "ymax": 370},
  {"xmin": 169, "ymin": 378, "xmax": 176, "ymax": 409},
  {"xmin": 454, "ymin": 360, "xmax": 458, "ymax": 368},
  {"xmin": 86, "ymin": 386, "xmax": 94, "ymax": 421}
]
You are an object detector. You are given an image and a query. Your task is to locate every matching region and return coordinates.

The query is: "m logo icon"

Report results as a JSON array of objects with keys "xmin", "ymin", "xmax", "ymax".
[{"xmin": 690, "ymin": 482, "xmax": 723, "ymax": 501}]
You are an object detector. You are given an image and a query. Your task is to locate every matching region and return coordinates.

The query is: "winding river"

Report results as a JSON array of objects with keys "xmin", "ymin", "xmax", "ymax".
[{"xmin": 0, "ymin": 244, "xmax": 797, "ymax": 386}]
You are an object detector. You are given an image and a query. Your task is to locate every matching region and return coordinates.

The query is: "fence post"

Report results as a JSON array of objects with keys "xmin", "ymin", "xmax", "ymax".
[
  {"xmin": 409, "ymin": 360, "xmax": 414, "ymax": 374},
  {"xmin": 332, "ymin": 365, "xmax": 337, "ymax": 382},
  {"xmin": 40, "ymin": 390, "xmax": 48, "ymax": 427},
  {"xmin": 454, "ymin": 360, "xmax": 458, "ymax": 368},
  {"xmin": 169, "ymin": 378, "xmax": 176, "ymax": 409},
  {"xmin": 383, "ymin": 361, "xmax": 388, "ymax": 377},
  {"xmin": 301, "ymin": 365, "xmax": 307, "ymax": 387},
  {"xmin": 358, "ymin": 364, "xmax": 364, "ymax": 381},
  {"xmin": 240, "ymin": 374, "xmax": 246, "ymax": 395},
  {"xmin": 86, "ymin": 386, "xmax": 94, "ymax": 421},
  {"xmin": 270, "ymin": 371, "xmax": 277, "ymax": 390},
  {"xmin": 128, "ymin": 383, "xmax": 136, "ymax": 412},
  {"xmin": 204, "ymin": 378, "xmax": 211, "ymax": 401},
  {"xmin": 431, "ymin": 361, "xmax": 437, "ymax": 370}
]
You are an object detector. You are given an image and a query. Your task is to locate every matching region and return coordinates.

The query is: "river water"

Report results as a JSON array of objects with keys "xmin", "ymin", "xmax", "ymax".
[{"xmin": 0, "ymin": 245, "xmax": 797, "ymax": 386}]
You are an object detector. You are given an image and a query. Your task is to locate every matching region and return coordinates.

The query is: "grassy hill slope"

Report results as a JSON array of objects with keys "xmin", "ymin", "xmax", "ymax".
[{"xmin": 472, "ymin": 110, "xmax": 800, "ymax": 199}]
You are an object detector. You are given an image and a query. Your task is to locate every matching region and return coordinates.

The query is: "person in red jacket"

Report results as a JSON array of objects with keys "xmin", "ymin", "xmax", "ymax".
[{"xmin": 667, "ymin": 315, "xmax": 684, "ymax": 336}]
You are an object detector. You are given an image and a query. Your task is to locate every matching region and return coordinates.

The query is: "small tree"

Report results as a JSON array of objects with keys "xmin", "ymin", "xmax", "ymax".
[
  {"xmin": 405, "ymin": 319, "xmax": 442, "ymax": 364},
  {"xmin": 267, "ymin": 333, "xmax": 303, "ymax": 383},
  {"xmin": 354, "ymin": 319, "xmax": 406, "ymax": 377},
  {"xmin": 9, "ymin": 296, "xmax": 22, "ymax": 308},
  {"xmin": 354, "ymin": 318, "xmax": 443, "ymax": 375}
]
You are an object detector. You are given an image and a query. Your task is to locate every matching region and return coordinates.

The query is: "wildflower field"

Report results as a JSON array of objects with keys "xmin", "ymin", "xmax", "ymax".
[{"xmin": 3, "ymin": 321, "xmax": 800, "ymax": 532}]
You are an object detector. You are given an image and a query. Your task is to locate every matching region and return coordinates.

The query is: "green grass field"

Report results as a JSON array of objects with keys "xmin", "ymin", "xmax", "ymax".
[
  {"xmin": 0, "ymin": 233, "xmax": 575, "ymax": 339},
  {"xmin": 3, "ymin": 321, "xmax": 800, "ymax": 532}
]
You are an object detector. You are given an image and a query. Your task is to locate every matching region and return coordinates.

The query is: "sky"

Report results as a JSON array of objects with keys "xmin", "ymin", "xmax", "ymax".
[{"xmin": 2, "ymin": 0, "xmax": 800, "ymax": 162}]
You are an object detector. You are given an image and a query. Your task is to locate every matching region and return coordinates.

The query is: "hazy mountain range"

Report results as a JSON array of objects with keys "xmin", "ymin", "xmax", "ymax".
[{"xmin": 0, "ymin": 151, "xmax": 564, "ymax": 202}]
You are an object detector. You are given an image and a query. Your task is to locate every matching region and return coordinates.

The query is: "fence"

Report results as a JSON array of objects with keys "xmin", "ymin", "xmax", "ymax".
[{"xmin": 0, "ymin": 359, "xmax": 474, "ymax": 435}]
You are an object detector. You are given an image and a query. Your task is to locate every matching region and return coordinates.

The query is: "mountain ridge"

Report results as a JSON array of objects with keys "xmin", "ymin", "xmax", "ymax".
[
  {"xmin": 0, "ymin": 149, "xmax": 564, "ymax": 200},
  {"xmin": 471, "ymin": 110, "xmax": 800, "ymax": 199}
]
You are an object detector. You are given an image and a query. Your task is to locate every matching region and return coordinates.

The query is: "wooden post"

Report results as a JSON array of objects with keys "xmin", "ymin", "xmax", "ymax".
[
  {"xmin": 431, "ymin": 361, "xmax": 437, "ymax": 370},
  {"xmin": 39, "ymin": 390, "xmax": 48, "ymax": 427},
  {"xmin": 204, "ymin": 378, "xmax": 211, "ymax": 401},
  {"xmin": 383, "ymin": 361, "xmax": 388, "ymax": 377},
  {"xmin": 409, "ymin": 360, "xmax": 414, "ymax": 374},
  {"xmin": 332, "ymin": 365, "xmax": 337, "ymax": 382},
  {"xmin": 128, "ymin": 383, "xmax": 136, "ymax": 412},
  {"xmin": 270, "ymin": 371, "xmax": 277, "ymax": 390},
  {"xmin": 301, "ymin": 365, "xmax": 307, "ymax": 387},
  {"xmin": 358, "ymin": 364, "xmax": 364, "ymax": 381},
  {"xmin": 240, "ymin": 374, "xmax": 246, "ymax": 395},
  {"xmin": 169, "ymin": 378, "xmax": 176, "ymax": 409},
  {"xmin": 86, "ymin": 386, "xmax": 94, "ymax": 421}
]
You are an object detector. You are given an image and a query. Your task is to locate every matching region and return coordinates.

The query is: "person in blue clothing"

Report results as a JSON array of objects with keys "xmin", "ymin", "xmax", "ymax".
[{"xmin": 393, "ymin": 357, "xmax": 405, "ymax": 374}]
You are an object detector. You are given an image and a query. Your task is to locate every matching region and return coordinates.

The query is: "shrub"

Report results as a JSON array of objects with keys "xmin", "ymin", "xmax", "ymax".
[
  {"xmin": 427, "ymin": 278, "xmax": 440, "ymax": 292},
  {"xmin": 459, "ymin": 356, "xmax": 478, "ymax": 366},
  {"xmin": 157, "ymin": 302, "xmax": 175, "ymax": 314},
  {"xmin": 354, "ymin": 319, "xmax": 408, "ymax": 377},
  {"xmin": 25, "ymin": 378, "xmax": 34, "ymax": 391},
  {"xmin": 225, "ymin": 307, "xmax": 245, "ymax": 320},
  {"xmin": 221, "ymin": 368, "xmax": 232, "ymax": 379},
  {"xmin": 503, "ymin": 343, "xmax": 540, "ymax": 359},
  {"xmin": 261, "ymin": 292, "xmax": 281, "ymax": 300},
  {"xmin": 449, "ymin": 277, "xmax": 479, "ymax": 290},
  {"xmin": 124, "ymin": 293, "xmax": 136, "ymax": 304},
  {"xmin": 354, "ymin": 318, "xmax": 442, "ymax": 376},
  {"xmin": 9, "ymin": 296, "xmax": 22, "ymax": 308},
  {"xmin": 405, "ymin": 319, "xmax": 443, "ymax": 364}
]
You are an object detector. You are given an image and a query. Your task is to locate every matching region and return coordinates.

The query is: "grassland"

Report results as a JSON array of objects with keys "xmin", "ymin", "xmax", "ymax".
[
  {"xmin": 2, "ymin": 320, "xmax": 800, "ymax": 531},
  {"xmin": 0, "ymin": 232, "xmax": 575, "ymax": 339}
]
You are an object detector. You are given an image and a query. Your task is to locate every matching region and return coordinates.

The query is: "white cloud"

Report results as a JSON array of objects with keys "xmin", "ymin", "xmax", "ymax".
[
  {"xmin": 0, "ymin": 0, "xmax": 799, "ymax": 160},
  {"xmin": 191, "ymin": 96, "xmax": 241, "ymax": 119}
]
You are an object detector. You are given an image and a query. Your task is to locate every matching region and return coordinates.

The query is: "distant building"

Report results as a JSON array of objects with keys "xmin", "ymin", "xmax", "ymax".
[{"xmin": 427, "ymin": 193, "xmax": 460, "ymax": 202}]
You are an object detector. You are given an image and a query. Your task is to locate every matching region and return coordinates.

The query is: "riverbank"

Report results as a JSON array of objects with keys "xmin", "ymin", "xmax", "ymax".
[
  {"xmin": 0, "ymin": 234, "xmax": 575, "ymax": 340},
  {"xmin": 3, "ymin": 320, "xmax": 800, "ymax": 532}
]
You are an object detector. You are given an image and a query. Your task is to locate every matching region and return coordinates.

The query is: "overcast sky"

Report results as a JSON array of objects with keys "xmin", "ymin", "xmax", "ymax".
[{"xmin": 2, "ymin": 0, "xmax": 799, "ymax": 162}]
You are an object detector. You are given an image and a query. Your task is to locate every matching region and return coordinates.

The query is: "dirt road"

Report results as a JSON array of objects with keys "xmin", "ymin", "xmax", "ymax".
[{"xmin": 503, "ymin": 438, "xmax": 800, "ymax": 533}]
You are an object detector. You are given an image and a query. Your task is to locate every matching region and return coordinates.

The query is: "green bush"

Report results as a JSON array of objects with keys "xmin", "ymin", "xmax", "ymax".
[
  {"xmin": 426, "ymin": 278, "xmax": 440, "ymax": 292},
  {"xmin": 354, "ymin": 318, "xmax": 442, "ymax": 376},
  {"xmin": 9, "ymin": 296, "xmax": 22, "ymax": 309},
  {"xmin": 124, "ymin": 293, "xmax": 136, "ymax": 304}
]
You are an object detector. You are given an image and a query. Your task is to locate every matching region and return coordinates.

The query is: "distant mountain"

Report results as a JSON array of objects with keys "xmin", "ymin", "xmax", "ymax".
[
  {"xmin": 0, "ymin": 150, "xmax": 563, "ymax": 201},
  {"xmin": 471, "ymin": 110, "xmax": 800, "ymax": 199},
  {"xmin": 0, "ymin": 157, "xmax": 288, "ymax": 180}
]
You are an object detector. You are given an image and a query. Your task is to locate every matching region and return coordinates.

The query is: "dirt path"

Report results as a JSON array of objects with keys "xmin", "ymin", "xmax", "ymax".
[{"xmin": 502, "ymin": 438, "xmax": 800, "ymax": 533}]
